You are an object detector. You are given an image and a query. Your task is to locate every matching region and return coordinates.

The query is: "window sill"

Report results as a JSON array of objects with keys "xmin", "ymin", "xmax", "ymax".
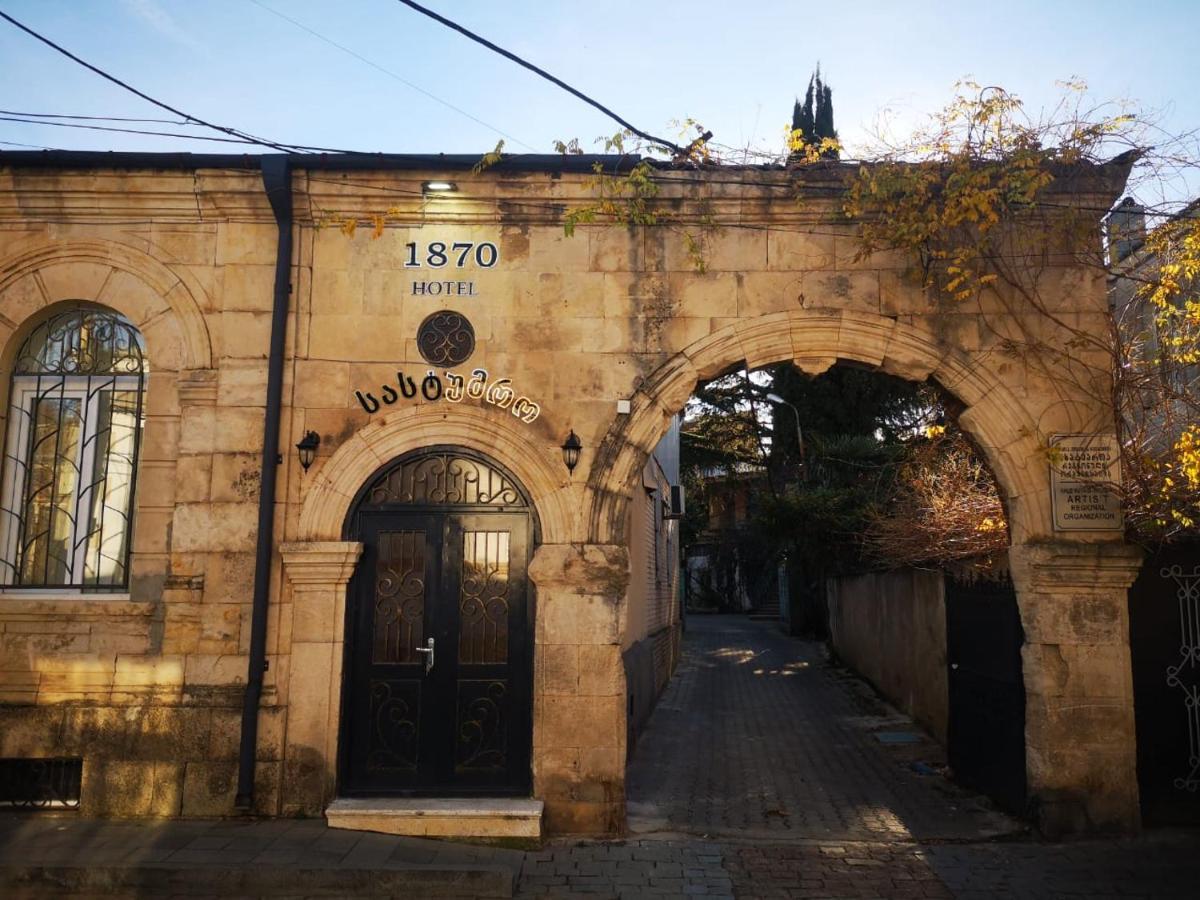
[{"xmin": 0, "ymin": 592, "xmax": 156, "ymax": 619}]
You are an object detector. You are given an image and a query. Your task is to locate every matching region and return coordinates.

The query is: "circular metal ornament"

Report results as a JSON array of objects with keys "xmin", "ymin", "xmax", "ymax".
[{"xmin": 416, "ymin": 309, "xmax": 476, "ymax": 366}]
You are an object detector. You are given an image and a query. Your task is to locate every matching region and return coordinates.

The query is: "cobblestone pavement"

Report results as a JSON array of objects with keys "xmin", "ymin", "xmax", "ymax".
[
  {"xmin": 509, "ymin": 613, "xmax": 1200, "ymax": 899},
  {"xmin": 625, "ymin": 615, "xmax": 1016, "ymax": 843},
  {"xmin": 514, "ymin": 833, "xmax": 1200, "ymax": 898}
]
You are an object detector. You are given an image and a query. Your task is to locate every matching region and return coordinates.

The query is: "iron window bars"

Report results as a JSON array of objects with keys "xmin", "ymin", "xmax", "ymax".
[
  {"xmin": 0, "ymin": 757, "xmax": 82, "ymax": 809},
  {"xmin": 0, "ymin": 308, "xmax": 145, "ymax": 591}
]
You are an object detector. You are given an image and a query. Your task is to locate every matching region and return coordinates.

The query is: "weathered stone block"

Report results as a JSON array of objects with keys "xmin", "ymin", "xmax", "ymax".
[
  {"xmin": 217, "ymin": 359, "xmax": 269, "ymax": 407},
  {"xmin": 541, "ymin": 644, "xmax": 579, "ymax": 695},
  {"xmin": 210, "ymin": 453, "xmax": 261, "ymax": 503},
  {"xmin": 172, "ymin": 503, "xmax": 257, "ymax": 553},
  {"xmin": 578, "ymin": 644, "xmax": 624, "ymax": 697},
  {"xmin": 182, "ymin": 759, "xmax": 237, "ymax": 816},
  {"xmin": 293, "ymin": 359, "xmax": 351, "ymax": 408},
  {"xmin": 541, "ymin": 798, "xmax": 623, "ymax": 835}
]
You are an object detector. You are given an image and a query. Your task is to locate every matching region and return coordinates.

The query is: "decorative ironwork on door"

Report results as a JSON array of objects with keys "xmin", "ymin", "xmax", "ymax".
[
  {"xmin": 340, "ymin": 449, "xmax": 533, "ymax": 796},
  {"xmin": 1129, "ymin": 543, "xmax": 1200, "ymax": 825},
  {"xmin": 1164, "ymin": 564, "xmax": 1200, "ymax": 793}
]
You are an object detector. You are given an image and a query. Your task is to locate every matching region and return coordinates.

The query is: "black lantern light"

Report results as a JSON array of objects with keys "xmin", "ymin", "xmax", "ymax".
[
  {"xmin": 295, "ymin": 431, "xmax": 321, "ymax": 471},
  {"xmin": 561, "ymin": 429, "xmax": 582, "ymax": 473}
]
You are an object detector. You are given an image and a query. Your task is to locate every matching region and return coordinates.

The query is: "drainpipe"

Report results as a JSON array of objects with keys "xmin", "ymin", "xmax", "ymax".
[{"xmin": 235, "ymin": 154, "xmax": 293, "ymax": 810}]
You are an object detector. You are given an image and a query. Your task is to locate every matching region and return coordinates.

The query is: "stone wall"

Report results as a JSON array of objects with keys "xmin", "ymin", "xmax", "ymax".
[
  {"xmin": 827, "ymin": 570, "xmax": 949, "ymax": 744},
  {"xmin": 0, "ymin": 155, "xmax": 1145, "ymax": 834}
]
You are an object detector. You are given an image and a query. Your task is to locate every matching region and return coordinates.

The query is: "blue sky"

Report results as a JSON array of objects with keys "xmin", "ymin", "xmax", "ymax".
[{"xmin": 1, "ymin": 0, "xmax": 1198, "ymax": 181}]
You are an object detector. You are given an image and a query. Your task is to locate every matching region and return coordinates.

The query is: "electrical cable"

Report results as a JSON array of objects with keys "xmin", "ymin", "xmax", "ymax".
[
  {"xmin": 0, "ymin": 138, "xmax": 57, "ymax": 149},
  {"xmin": 247, "ymin": 0, "xmax": 538, "ymax": 153},
  {"xmin": 391, "ymin": 0, "xmax": 686, "ymax": 156},
  {"xmin": 0, "ymin": 114, "xmax": 356, "ymax": 152},
  {"xmin": 0, "ymin": 109, "xmax": 193, "ymax": 125},
  {"xmin": 0, "ymin": 115, "xmax": 274, "ymax": 145},
  {"xmin": 0, "ymin": 9, "xmax": 352, "ymax": 154}
]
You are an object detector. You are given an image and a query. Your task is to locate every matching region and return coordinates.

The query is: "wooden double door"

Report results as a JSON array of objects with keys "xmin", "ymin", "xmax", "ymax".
[{"xmin": 339, "ymin": 451, "xmax": 533, "ymax": 796}]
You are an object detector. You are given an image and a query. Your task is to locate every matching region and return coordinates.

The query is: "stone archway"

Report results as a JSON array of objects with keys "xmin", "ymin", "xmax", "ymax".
[
  {"xmin": 578, "ymin": 308, "xmax": 1143, "ymax": 835},
  {"xmin": 0, "ymin": 239, "xmax": 216, "ymax": 608},
  {"xmin": 587, "ymin": 309, "xmax": 1050, "ymax": 546},
  {"xmin": 279, "ymin": 402, "xmax": 596, "ymax": 820},
  {"xmin": 0, "ymin": 237, "xmax": 213, "ymax": 372}
]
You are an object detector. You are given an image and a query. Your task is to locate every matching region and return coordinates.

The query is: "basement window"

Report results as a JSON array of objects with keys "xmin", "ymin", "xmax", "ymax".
[{"xmin": 0, "ymin": 757, "xmax": 83, "ymax": 809}]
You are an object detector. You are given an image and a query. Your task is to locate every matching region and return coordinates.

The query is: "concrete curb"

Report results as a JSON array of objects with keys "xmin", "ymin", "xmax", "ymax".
[{"xmin": 1, "ymin": 862, "xmax": 514, "ymax": 898}]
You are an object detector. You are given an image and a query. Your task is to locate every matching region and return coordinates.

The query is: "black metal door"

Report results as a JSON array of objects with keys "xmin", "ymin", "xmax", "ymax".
[
  {"xmin": 945, "ymin": 573, "xmax": 1027, "ymax": 815},
  {"xmin": 1129, "ymin": 543, "xmax": 1200, "ymax": 826},
  {"xmin": 338, "ymin": 451, "xmax": 533, "ymax": 796}
]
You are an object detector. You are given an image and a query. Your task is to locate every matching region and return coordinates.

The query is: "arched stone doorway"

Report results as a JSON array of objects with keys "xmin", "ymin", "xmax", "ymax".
[
  {"xmin": 584, "ymin": 309, "xmax": 1143, "ymax": 834},
  {"xmin": 337, "ymin": 447, "xmax": 536, "ymax": 797}
]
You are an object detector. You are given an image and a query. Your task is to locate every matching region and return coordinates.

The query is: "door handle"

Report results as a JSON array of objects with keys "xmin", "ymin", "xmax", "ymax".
[{"xmin": 414, "ymin": 637, "xmax": 435, "ymax": 674}]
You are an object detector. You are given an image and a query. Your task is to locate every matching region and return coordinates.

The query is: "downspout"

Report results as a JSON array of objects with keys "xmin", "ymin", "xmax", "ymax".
[{"xmin": 236, "ymin": 154, "xmax": 293, "ymax": 809}]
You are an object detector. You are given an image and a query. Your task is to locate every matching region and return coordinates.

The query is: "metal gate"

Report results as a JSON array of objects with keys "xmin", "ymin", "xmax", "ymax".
[
  {"xmin": 1129, "ymin": 542, "xmax": 1200, "ymax": 826},
  {"xmin": 945, "ymin": 571, "xmax": 1027, "ymax": 815}
]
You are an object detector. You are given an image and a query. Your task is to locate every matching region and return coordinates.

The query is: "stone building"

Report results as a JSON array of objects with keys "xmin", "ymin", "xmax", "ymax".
[{"xmin": 0, "ymin": 149, "xmax": 1144, "ymax": 837}]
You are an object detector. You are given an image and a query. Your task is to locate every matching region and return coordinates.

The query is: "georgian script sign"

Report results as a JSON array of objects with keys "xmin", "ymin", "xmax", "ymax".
[
  {"xmin": 1049, "ymin": 434, "xmax": 1124, "ymax": 531},
  {"xmin": 354, "ymin": 368, "xmax": 541, "ymax": 423}
]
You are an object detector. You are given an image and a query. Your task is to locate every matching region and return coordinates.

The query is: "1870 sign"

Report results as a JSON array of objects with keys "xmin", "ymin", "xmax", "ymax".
[
  {"xmin": 406, "ymin": 238, "xmax": 498, "ymax": 297},
  {"xmin": 1049, "ymin": 434, "xmax": 1124, "ymax": 531}
]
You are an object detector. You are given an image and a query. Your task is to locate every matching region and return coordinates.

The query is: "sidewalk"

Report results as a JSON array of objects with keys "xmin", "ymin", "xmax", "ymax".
[
  {"xmin": 4, "ymin": 814, "xmax": 1200, "ymax": 898},
  {"xmin": 0, "ymin": 814, "xmax": 521, "ymax": 898}
]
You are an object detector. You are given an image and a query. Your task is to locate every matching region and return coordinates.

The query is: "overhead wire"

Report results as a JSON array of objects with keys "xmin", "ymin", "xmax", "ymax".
[
  {"xmin": 0, "ymin": 109, "xmax": 195, "ymax": 125},
  {"xmin": 0, "ymin": 115, "xmax": 276, "ymax": 146},
  {"xmin": 0, "ymin": 138, "xmax": 57, "ymax": 150},
  {"xmin": 246, "ymin": 0, "xmax": 538, "ymax": 153},
  {"xmin": 0, "ymin": 9, "xmax": 352, "ymax": 154},
  {"xmin": 0, "ymin": 114, "xmax": 354, "ymax": 152},
  {"xmin": 391, "ymin": 0, "xmax": 686, "ymax": 156}
]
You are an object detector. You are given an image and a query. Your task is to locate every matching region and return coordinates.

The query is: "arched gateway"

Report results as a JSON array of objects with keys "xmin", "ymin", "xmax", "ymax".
[{"xmin": 0, "ymin": 150, "xmax": 1145, "ymax": 840}]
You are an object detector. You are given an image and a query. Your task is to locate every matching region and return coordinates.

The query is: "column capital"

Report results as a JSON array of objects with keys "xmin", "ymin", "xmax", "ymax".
[
  {"xmin": 528, "ymin": 543, "xmax": 629, "ymax": 595},
  {"xmin": 178, "ymin": 368, "xmax": 218, "ymax": 406},
  {"xmin": 1010, "ymin": 541, "xmax": 1144, "ymax": 592},
  {"xmin": 280, "ymin": 541, "xmax": 363, "ymax": 588}
]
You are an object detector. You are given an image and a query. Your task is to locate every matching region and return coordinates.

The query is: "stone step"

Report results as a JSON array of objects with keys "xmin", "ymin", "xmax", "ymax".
[
  {"xmin": 326, "ymin": 797, "xmax": 543, "ymax": 842},
  {"xmin": 2, "ymin": 862, "xmax": 513, "ymax": 898}
]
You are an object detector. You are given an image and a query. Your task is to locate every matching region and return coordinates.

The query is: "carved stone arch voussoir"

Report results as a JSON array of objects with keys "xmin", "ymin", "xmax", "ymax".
[
  {"xmin": 0, "ymin": 238, "xmax": 213, "ymax": 371},
  {"xmin": 296, "ymin": 403, "xmax": 575, "ymax": 545},
  {"xmin": 586, "ymin": 308, "xmax": 1049, "ymax": 546}
]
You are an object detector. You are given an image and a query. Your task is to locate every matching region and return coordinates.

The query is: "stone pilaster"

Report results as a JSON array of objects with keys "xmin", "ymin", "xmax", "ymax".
[
  {"xmin": 278, "ymin": 541, "xmax": 362, "ymax": 816},
  {"xmin": 528, "ymin": 543, "xmax": 629, "ymax": 835},
  {"xmin": 1009, "ymin": 541, "xmax": 1144, "ymax": 835}
]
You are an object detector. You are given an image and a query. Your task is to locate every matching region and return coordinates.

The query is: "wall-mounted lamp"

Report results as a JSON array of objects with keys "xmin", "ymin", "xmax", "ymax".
[
  {"xmin": 422, "ymin": 180, "xmax": 458, "ymax": 194},
  {"xmin": 295, "ymin": 431, "xmax": 321, "ymax": 472},
  {"xmin": 561, "ymin": 430, "xmax": 582, "ymax": 473}
]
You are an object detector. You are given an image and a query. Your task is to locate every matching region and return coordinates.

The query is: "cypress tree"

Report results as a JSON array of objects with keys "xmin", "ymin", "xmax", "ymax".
[
  {"xmin": 790, "ymin": 67, "xmax": 839, "ymax": 160},
  {"xmin": 792, "ymin": 78, "xmax": 816, "ymax": 146}
]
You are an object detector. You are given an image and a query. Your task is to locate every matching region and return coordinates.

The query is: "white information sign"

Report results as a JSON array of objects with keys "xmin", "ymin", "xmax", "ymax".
[{"xmin": 1049, "ymin": 434, "xmax": 1124, "ymax": 531}]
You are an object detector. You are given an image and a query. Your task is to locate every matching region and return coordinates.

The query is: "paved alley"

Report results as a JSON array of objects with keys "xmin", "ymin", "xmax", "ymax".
[
  {"xmin": 625, "ymin": 615, "xmax": 1014, "ymax": 842},
  {"xmin": 516, "ymin": 614, "xmax": 1200, "ymax": 898}
]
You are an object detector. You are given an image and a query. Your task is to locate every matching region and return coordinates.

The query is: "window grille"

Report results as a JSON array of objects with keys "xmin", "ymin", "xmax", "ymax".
[
  {"xmin": 0, "ymin": 757, "xmax": 82, "ymax": 809},
  {"xmin": 0, "ymin": 308, "xmax": 146, "ymax": 590},
  {"xmin": 0, "ymin": 763, "xmax": 82, "ymax": 811}
]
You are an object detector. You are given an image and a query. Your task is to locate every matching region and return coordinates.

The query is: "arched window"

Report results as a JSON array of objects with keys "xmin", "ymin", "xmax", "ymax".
[{"xmin": 0, "ymin": 308, "xmax": 146, "ymax": 590}]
